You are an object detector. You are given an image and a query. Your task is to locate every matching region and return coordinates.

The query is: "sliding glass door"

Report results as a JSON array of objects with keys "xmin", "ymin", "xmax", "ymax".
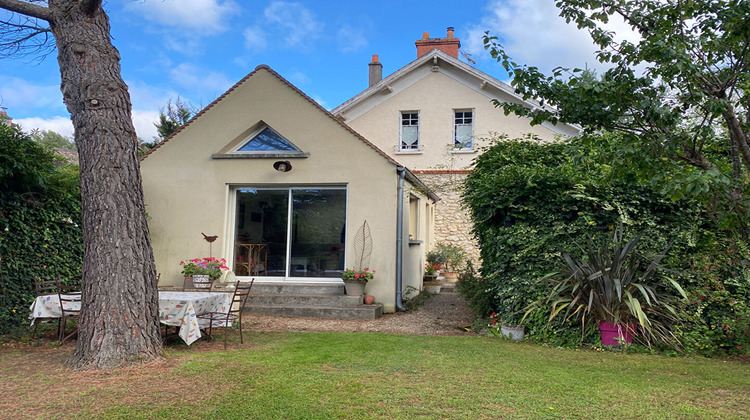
[{"xmin": 233, "ymin": 187, "xmax": 346, "ymax": 280}]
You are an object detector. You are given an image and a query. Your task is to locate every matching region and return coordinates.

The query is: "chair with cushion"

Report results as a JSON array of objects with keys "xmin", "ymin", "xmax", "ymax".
[
  {"xmin": 197, "ymin": 279, "xmax": 255, "ymax": 349},
  {"xmin": 31, "ymin": 278, "xmax": 61, "ymax": 338},
  {"xmin": 58, "ymin": 287, "xmax": 82, "ymax": 345}
]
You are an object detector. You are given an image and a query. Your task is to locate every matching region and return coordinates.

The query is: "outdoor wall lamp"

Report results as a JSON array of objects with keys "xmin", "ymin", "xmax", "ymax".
[{"xmin": 273, "ymin": 160, "xmax": 292, "ymax": 172}]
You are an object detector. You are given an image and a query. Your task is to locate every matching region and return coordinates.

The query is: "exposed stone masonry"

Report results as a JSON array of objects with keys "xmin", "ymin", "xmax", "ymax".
[{"xmin": 417, "ymin": 172, "xmax": 481, "ymax": 268}]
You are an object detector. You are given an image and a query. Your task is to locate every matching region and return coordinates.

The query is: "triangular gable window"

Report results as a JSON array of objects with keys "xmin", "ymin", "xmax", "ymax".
[{"xmin": 237, "ymin": 127, "xmax": 299, "ymax": 152}]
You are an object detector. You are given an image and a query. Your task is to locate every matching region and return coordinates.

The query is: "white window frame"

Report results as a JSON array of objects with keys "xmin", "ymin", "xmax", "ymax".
[
  {"xmin": 453, "ymin": 109, "xmax": 474, "ymax": 150},
  {"xmin": 398, "ymin": 111, "xmax": 421, "ymax": 152}
]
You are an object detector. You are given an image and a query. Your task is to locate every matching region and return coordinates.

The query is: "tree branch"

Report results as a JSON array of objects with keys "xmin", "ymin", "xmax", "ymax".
[
  {"xmin": 0, "ymin": 0, "xmax": 52, "ymax": 21},
  {"xmin": 78, "ymin": 0, "xmax": 102, "ymax": 16}
]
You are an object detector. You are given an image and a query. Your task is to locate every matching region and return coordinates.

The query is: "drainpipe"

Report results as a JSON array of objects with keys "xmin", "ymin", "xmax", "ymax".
[{"xmin": 395, "ymin": 167, "xmax": 407, "ymax": 311}]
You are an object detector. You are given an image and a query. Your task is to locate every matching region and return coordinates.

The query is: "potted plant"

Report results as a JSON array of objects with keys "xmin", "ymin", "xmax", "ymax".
[
  {"xmin": 487, "ymin": 312, "xmax": 525, "ymax": 340},
  {"xmin": 436, "ymin": 243, "xmax": 465, "ymax": 283},
  {"xmin": 341, "ymin": 268, "xmax": 374, "ymax": 296},
  {"xmin": 180, "ymin": 257, "xmax": 229, "ymax": 289},
  {"xmin": 541, "ymin": 225, "xmax": 686, "ymax": 347},
  {"xmin": 423, "ymin": 262, "xmax": 442, "ymax": 294}
]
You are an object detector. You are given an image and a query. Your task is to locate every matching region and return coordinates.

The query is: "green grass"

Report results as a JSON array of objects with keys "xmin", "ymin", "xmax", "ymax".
[
  {"xmin": 126, "ymin": 333, "xmax": 748, "ymax": 419},
  {"xmin": 3, "ymin": 332, "xmax": 749, "ymax": 419}
]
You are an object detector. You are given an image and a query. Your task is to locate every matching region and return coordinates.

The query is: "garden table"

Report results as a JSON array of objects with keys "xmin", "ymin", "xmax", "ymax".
[{"xmin": 29, "ymin": 290, "xmax": 232, "ymax": 345}]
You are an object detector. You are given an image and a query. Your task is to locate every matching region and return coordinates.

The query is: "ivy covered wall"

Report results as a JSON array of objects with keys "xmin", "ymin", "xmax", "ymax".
[{"xmin": 0, "ymin": 123, "xmax": 82, "ymax": 334}]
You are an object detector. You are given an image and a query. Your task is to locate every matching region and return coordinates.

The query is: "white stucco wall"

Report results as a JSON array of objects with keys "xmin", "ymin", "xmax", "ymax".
[
  {"xmin": 344, "ymin": 70, "xmax": 566, "ymax": 171},
  {"xmin": 140, "ymin": 67, "xmax": 431, "ymax": 313}
]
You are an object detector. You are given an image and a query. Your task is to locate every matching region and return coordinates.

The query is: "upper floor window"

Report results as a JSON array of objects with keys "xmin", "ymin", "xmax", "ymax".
[
  {"xmin": 400, "ymin": 112, "xmax": 420, "ymax": 151},
  {"xmin": 454, "ymin": 110, "xmax": 473, "ymax": 149}
]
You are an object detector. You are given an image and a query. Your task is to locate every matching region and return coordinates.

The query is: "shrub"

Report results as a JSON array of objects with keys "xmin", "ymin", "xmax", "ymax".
[
  {"xmin": 0, "ymin": 124, "xmax": 82, "ymax": 334},
  {"xmin": 461, "ymin": 134, "xmax": 750, "ymax": 353}
]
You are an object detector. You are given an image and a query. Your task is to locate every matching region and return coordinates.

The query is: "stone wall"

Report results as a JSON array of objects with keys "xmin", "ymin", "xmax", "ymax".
[{"xmin": 417, "ymin": 171, "xmax": 480, "ymax": 268}]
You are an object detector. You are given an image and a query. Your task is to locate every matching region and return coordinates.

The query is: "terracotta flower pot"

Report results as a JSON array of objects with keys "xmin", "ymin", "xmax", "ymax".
[{"xmin": 364, "ymin": 294, "xmax": 375, "ymax": 305}]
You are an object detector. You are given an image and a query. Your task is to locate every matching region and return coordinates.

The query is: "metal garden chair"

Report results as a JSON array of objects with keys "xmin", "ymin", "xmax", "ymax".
[
  {"xmin": 197, "ymin": 279, "xmax": 254, "ymax": 349},
  {"xmin": 31, "ymin": 278, "xmax": 61, "ymax": 338}
]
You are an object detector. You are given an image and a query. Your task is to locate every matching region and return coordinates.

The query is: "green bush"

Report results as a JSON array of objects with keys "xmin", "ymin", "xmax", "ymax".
[
  {"xmin": 461, "ymin": 134, "xmax": 750, "ymax": 354},
  {"xmin": 0, "ymin": 123, "xmax": 82, "ymax": 334}
]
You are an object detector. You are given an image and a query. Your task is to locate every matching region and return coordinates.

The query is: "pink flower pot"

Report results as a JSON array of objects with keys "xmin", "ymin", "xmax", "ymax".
[{"xmin": 599, "ymin": 322, "xmax": 635, "ymax": 346}]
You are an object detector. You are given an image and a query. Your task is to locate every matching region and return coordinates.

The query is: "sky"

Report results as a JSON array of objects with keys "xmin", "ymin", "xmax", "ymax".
[{"xmin": 0, "ymin": 0, "xmax": 633, "ymax": 141}]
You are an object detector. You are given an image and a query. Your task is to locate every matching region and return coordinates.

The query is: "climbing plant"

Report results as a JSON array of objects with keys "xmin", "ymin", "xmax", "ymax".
[{"xmin": 0, "ymin": 123, "xmax": 82, "ymax": 334}]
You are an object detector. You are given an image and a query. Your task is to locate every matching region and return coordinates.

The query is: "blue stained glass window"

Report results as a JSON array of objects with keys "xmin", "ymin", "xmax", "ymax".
[{"xmin": 238, "ymin": 127, "xmax": 298, "ymax": 152}]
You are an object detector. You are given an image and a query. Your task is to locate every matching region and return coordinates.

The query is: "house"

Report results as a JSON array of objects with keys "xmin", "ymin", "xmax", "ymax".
[
  {"xmin": 332, "ymin": 28, "xmax": 581, "ymax": 264},
  {"xmin": 140, "ymin": 65, "xmax": 438, "ymax": 314}
]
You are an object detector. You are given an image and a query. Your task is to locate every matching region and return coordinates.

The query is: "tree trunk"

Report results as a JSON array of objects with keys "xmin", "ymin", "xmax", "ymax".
[{"xmin": 48, "ymin": 0, "xmax": 162, "ymax": 369}]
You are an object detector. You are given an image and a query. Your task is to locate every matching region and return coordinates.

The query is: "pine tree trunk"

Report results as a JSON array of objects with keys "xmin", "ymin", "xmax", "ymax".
[{"xmin": 48, "ymin": 0, "xmax": 162, "ymax": 369}]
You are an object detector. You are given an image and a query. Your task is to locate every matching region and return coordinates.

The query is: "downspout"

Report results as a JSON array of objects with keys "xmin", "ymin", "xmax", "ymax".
[{"xmin": 395, "ymin": 167, "xmax": 407, "ymax": 311}]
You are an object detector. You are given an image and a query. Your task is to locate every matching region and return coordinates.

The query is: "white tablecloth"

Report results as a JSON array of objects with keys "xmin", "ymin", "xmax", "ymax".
[
  {"xmin": 29, "ymin": 291, "xmax": 232, "ymax": 345},
  {"xmin": 158, "ymin": 291, "xmax": 232, "ymax": 344}
]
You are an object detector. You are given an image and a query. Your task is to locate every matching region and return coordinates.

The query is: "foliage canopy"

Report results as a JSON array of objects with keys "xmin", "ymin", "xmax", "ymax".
[{"xmin": 483, "ymin": 0, "xmax": 750, "ymax": 220}]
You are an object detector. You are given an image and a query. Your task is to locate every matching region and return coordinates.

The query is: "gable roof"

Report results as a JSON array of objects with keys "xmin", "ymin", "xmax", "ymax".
[
  {"xmin": 332, "ymin": 49, "xmax": 581, "ymax": 137},
  {"xmin": 140, "ymin": 65, "xmax": 439, "ymax": 201}
]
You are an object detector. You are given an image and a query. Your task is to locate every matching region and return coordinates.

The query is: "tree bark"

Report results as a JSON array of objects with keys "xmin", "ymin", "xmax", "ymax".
[{"xmin": 46, "ymin": 0, "xmax": 162, "ymax": 369}]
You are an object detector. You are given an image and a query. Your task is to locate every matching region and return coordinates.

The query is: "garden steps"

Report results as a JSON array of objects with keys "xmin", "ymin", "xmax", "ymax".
[{"xmin": 243, "ymin": 282, "xmax": 383, "ymax": 320}]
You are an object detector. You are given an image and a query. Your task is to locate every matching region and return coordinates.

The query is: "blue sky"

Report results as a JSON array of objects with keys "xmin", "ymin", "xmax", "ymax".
[{"xmin": 0, "ymin": 0, "xmax": 630, "ymax": 140}]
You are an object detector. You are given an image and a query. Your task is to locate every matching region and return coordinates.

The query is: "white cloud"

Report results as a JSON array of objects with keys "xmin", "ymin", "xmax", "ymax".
[
  {"xmin": 14, "ymin": 116, "xmax": 74, "ymax": 138},
  {"xmin": 123, "ymin": 0, "xmax": 240, "ymax": 35},
  {"xmin": 14, "ymin": 112, "xmax": 163, "ymax": 141},
  {"xmin": 263, "ymin": 1, "xmax": 322, "ymax": 48},
  {"xmin": 170, "ymin": 63, "xmax": 234, "ymax": 96},
  {"xmin": 131, "ymin": 110, "xmax": 161, "ymax": 141},
  {"xmin": 310, "ymin": 94, "xmax": 328, "ymax": 110},
  {"xmin": 0, "ymin": 76, "xmax": 65, "ymax": 114},
  {"xmin": 126, "ymin": 79, "xmax": 182, "ymax": 114},
  {"xmin": 243, "ymin": 26, "xmax": 268, "ymax": 53},
  {"xmin": 465, "ymin": 0, "xmax": 639, "ymax": 75},
  {"xmin": 287, "ymin": 71, "xmax": 311, "ymax": 87},
  {"xmin": 337, "ymin": 24, "xmax": 368, "ymax": 53}
]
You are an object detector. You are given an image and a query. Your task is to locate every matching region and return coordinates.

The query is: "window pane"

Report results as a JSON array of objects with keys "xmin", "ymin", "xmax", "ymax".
[
  {"xmin": 401, "ymin": 126, "xmax": 418, "ymax": 149},
  {"xmin": 234, "ymin": 189, "xmax": 288, "ymax": 277},
  {"xmin": 290, "ymin": 189, "xmax": 347, "ymax": 278},
  {"xmin": 455, "ymin": 124, "xmax": 473, "ymax": 148},
  {"xmin": 238, "ymin": 127, "xmax": 297, "ymax": 152}
]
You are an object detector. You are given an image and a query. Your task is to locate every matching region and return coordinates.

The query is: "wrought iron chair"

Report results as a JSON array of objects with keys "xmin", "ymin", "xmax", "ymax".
[
  {"xmin": 197, "ymin": 279, "xmax": 255, "ymax": 349},
  {"xmin": 31, "ymin": 278, "xmax": 61, "ymax": 338},
  {"xmin": 58, "ymin": 287, "xmax": 82, "ymax": 345}
]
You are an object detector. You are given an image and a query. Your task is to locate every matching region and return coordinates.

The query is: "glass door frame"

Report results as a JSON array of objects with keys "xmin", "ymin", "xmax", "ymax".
[{"xmin": 228, "ymin": 184, "xmax": 349, "ymax": 283}]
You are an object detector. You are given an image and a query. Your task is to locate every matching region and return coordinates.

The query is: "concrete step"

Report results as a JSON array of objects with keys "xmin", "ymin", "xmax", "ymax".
[
  {"xmin": 245, "ymin": 303, "xmax": 383, "ymax": 320},
  {"xmin": 440, "ymin": 283, "xmax": 457, "ymax": 294},
  {"xmin": 247, "ymin": 293, "xmax": 363, "ymax": 307},
  {"xmin": 251, "ymin": 282, "xmax": 345, "ymax": 295}
]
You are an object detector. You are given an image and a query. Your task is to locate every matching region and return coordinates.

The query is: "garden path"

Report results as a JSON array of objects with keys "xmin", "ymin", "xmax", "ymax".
[{"xmin": 242, "ymin": 286, "xmax": 476, "ymax": 336}]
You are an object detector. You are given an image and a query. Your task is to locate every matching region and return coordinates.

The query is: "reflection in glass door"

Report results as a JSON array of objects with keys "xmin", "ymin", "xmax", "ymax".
[
  {"xmin": 234, "ymin": 189, "xmax": 288, "ymax": 277},
  {"xmin": 290, "ymin": 189, "xmax": 346, "ymax": 278},
  {"xmin": 233, "ymin": 187, "xmax": 346, "ymax": 279}
]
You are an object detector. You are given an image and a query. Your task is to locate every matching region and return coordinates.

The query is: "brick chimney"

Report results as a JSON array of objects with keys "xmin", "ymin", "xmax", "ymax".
[
  {"xmin": 415, "ymin": 27, "xmax": 461, "ymax": 59},
  {"xmin": 368, "ymin": 54, "xmax": 383, "ymax": 87}
]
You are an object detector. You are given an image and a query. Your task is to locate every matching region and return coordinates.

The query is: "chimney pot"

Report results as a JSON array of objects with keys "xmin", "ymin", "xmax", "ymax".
[
  {"xmin": 415, "ymin": 27, "xmax": 461, "ymax": 59},
  {"xmin": 368, "ymin": 54, "xmax": 383, "ymax": 87}
]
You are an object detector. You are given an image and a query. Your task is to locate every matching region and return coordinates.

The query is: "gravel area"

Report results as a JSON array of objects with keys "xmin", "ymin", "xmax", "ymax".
[{"xmin": 242, "ymin": 288, "xmax": 476, "ymax": 336}]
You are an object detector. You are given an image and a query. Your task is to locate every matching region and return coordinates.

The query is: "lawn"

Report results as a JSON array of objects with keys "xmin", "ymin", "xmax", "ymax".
[{"xmin": 1, "ymin": 332, "xmax": 748, "ymax": 419}]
